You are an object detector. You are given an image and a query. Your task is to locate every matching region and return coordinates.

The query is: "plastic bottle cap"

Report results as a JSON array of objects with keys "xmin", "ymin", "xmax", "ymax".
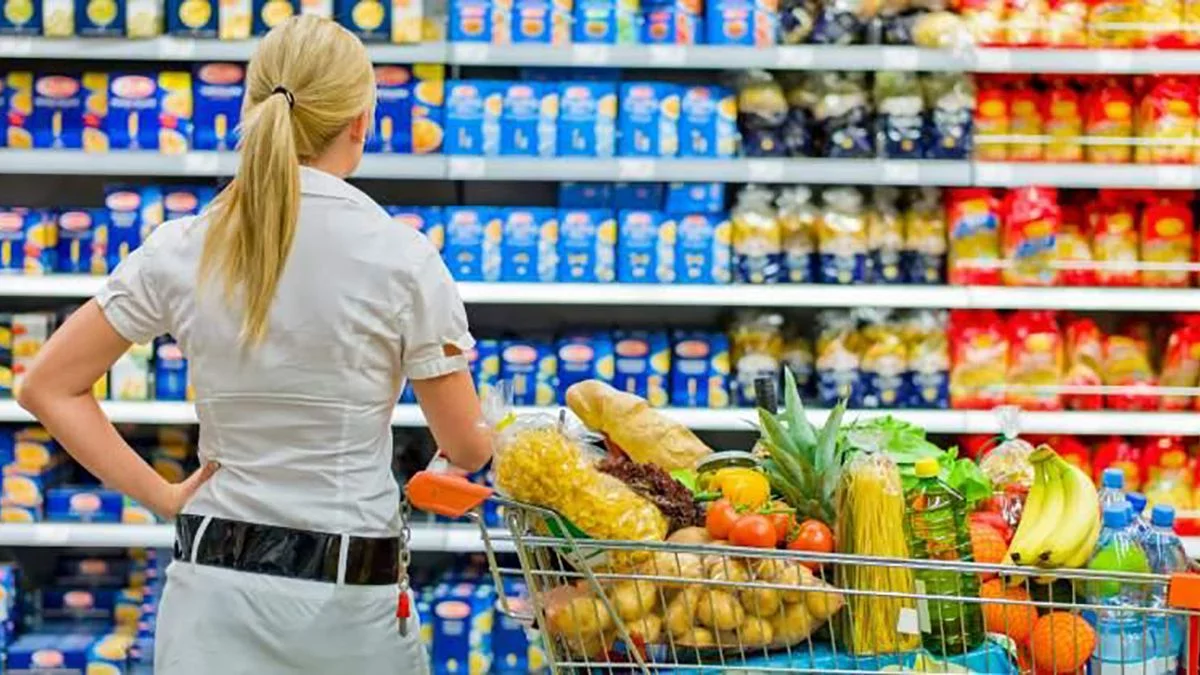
[
  {"xmin": 914, "ymin": 457, "xmax": 939, "ymax": 478},
  {"xmin": 1127, "ymin": 492, "xmax": 1147, "ymax": 513},
  {"xmin": 1152, "ymin": 504, "xmax": 1176, "ymax": 528},
  {"xmin": 1102, "ymin": 468, "xmax": 1125, "ymax": 489},
  {"xmin": 1103, "ymin": 504, "xmax": 1130, "ymax": 528}
]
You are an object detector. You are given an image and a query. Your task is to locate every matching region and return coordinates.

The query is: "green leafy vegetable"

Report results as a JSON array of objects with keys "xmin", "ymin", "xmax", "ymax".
[{"xmin": 841, "ymin": 416, "xmax": 993, "ymax": 503}]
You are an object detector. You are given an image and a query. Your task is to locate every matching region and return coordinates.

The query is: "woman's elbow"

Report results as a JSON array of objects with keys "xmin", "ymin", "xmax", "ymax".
[
  {"xmin": 454, "ymin": 441, "xmax": 493, "ymax": 474},
  {"xmin": 16, "ymin": 376, "xmax": 47, "ymax": 417}
]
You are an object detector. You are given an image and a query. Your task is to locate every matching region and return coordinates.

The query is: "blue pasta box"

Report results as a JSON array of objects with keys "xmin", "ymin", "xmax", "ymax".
[
  {"xmin": 492, "ymin": 582, "xmax": 536, "ymax": 675},
  {"xmin": 612, "ymin": 330, "xmax": 669, "ymax": 407},
  {"xmin": 556, "ymin": 81, "xmax": 616, "ymax": 158},
  {"xmin": 103, "ymin": 72, "xmax": 192, "ymax": 153},
  {"xmin": 70, "ymin": 0, "xmax": 123, "ymax": 36},
  {"xmin": 447, "ymin": 0, "xmax": 505, "ymax": 43},
  {"xmin": 555, "ymin": 333, "xmax": 614, "ymax": 401},
  {"xmin": 3, "ymin": 72, "xmax": 33, "ymax": 149},
  {"xmin": 470, "ymin": 338, "xmax": 501, "ymax": 398},
  {"xmin": 444, "ymin": 80, "xmax": 502, "ymax": 156},
  {"xmin": 55, "ymin": 208, "xmax": 107, "ymax": 275},
  {"xmin": 387, "ymin": 206, "xmax": 445, "ymax": 254},
  {"xmin": 499, "ymin": 339, "xmax": 555, "ymax": 406},
  {"xmin": 679, "ymin": 85, "xmax": 737, "ymax": 158},
  {"xmin": 639, "ymin": 6, "xmax": 701, "ymax": 44},
  {"xmin": 166, "ymin": 0, "xmax": 218, "ymax": 36},
  {"xmin": 0, "ymin": 0, "xmax": 41, "ymax": 33},
  {"xmin": 45, "ymin": 487, "xmax": 123, "ymax": 523},
  {"xmin": 617, "ymin": 210, "xmax": 675, "ymax": 284},
  {"xmin": 431, "ymin": 582, "xmax": 495, "ymax": 675},
  {"xmin": 164, "ymin": 186, "xmax": 216, "ymax": 221},
  {"xmin": 123, "ymin": 495, "xmax": 159, "ymax": 525},
  {"xmin": 334, "ymin": 0, "xmax": 389, "ymax": 41},
  {"xmin": 443, "ymin": 207, "xmax": 501, "ymax": 282},
  {"xmin": 13, "ymin": 426, "xmax": 57, "ymax": 470},
  {"xmin": 27, "ymin": 73, "xmax": 106, "ymax": 150},
  {"xmin": 617, "ymin": 82, "xmax": 679, "ymax": 158},
  {"xmin": 558, "ymin": 182, "xmax": 612, "ymax": 208},
  {"xmin": 41, "ymin": 588, "xmax": 120, "ymax": 622},
  {"xmin": 154, "ymin": 336, "xmax": 189, "ymax": 402},
  {"xmin": 0, "ymin": 75, "xmax": 8, "ymax": 148},
  {"xmin": 7, "ymin": 634, "xmax": 94, "ymax": 673},
  {"xmin": 56, "ymin": 556, "xmax": 130, "ymax": 587},
  {"xmin": 675, "ymin": 212, "xmax": 731, "ymax": 284},
  {"xmin": 2, "ymin": 463, "xmax": 56, "ymax": 513},
  {"xmin": 0, "ymin": 429, "xmax": 12, "ymax": 467},
  {"xmin": 613, "ymin": 182, "xmax": 663, "ymax": 209},
  {"xmin": 89, "ymin": 633, "xmax": 134, "ymax": 672},
  {"xmin": 368, "ymin": 64, "xmax": 445, "ymax": 155},
  {"xmin": 670, "ymin": 330, "xmax": 730, "ymax": 408},
  {"xmin": 252, "ymin": 0, "xmax": 299, "ymax": 34},
  {"xmin": 0, "ymin": 562, "xmax": 17, "ymax": 619},
  {"xmin": 104, "ymin": 186, "xmax": 163, "ymax": 268},
  {"xmin": 500, "ymin": 208, "xmax": 557, "ymax": 282},
  {"xmin": 0, "ymin": 209, "xmax": 56, "ymax": 275},
  {"xmin": 192, "ymin": 62, "xmax": 244, "ymax": 152},
  {"xmin": 509, "ymin": 0, "xmax": 569, "ymax": 44},
  {"xmin": 571, "ymin": 0, "xmax": 637, "ymax": 43},
  {"xmin": 557, "ymin": 208, "xmax": 615, "ymax": 283},
  {"xmin": 499, "ymin": 82, "xmax": 556, "ymax": 158},
  {"xmin": 705, "ymin": 0, "xmax": 776, "ymax": 45},
  {"xmin": 665, "ymin": 182, "xmax": 725, "ymax": 213}
]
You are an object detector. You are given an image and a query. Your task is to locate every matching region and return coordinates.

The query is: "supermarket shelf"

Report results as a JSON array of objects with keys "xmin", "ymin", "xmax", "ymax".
[
  {"xmin": 11, "ymin": 277, "xmax": 1200, "ymax": 313},
  {"xmin": 0, "ymin": 36, "xmax": 448, "ymax": 62},
  {"xmin": 974, "ymin": 162, "xmax": 1200, "ymax": 189},
  {"xmin": 2, "ymin": 150, "xmax": 448, "ymax": 179},
  {"xmin": 0, "ymin": 522, "xmax": 510, "ymax": 551}
]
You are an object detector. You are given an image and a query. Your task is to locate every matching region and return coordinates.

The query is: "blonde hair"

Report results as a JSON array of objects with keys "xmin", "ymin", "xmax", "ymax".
[{"xmin": 200, "ymin": 16, "xmax": 375, "ymax": 345}]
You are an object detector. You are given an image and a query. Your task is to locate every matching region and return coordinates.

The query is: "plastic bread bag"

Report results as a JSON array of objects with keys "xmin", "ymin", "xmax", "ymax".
[
  {"xmin": 977, "ymin": 406, "xmax": 1036, "ymax": 528},
  {"xmin": 732, "ymin": 185, "xmax": 784, "ymax": 284},
  {"xmin": 816, "ymin": 310, "xmax": 862, "ymax": 407},
  {"xmin": 856, "ymin": 307, "xmax": 908, "ymax": 408}
]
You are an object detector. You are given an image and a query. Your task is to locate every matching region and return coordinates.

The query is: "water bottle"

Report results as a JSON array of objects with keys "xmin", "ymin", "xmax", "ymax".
[
  {"xmin": 1144, "ymin": 505, "xmax": 1188, "ymax": 674},
  {"xmin": 1127, "ymin": 492, "xmax": 1150, "ymax": 541},
  {"xmin": 1099, "ymin": 468, "xmax": 1127, "ymax": 510},
  {"xmin": 905, "ymin": 457, "xmax": 986, "ymax": 656},
  {"xmin": 1088, "ymin": 505, "xmax": 1155, "ymax": 674}
]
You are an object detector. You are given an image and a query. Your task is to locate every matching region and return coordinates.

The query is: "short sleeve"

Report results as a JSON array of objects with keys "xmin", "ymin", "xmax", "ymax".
[
  {"xmin": 401, "ymin": 253, "xmax": 475, "ymax": 380},
  {"xmin": 95, "ymin": 238, "xmax": 166, "ymax": 345}
]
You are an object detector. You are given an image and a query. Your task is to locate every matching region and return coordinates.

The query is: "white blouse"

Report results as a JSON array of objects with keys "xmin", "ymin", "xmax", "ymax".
[{"xmin": 96, "ymin": 166, "xmax": 473, "ymax": 538}]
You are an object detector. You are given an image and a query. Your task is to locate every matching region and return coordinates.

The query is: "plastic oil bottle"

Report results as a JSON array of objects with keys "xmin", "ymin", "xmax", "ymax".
[
  {"xmin": 1143, "ymin": 504, "xmax": 1188, "ymax": 674},
  {"xmin": 1087, "ymin": 504, "xmax": 1154, "ymax": 674},
  {"xmin": 905, "ymin": 457, "xmax": 985, "ymax": 656}
]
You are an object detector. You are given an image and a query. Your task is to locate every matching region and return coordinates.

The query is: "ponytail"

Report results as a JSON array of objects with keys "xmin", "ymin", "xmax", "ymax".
[{"xmin": 198, "ymin": 15, "xmax": 374, "ymax": 346}]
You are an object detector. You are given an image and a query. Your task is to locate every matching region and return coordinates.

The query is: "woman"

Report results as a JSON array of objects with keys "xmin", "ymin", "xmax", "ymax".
[{"xmin": 18, "ymin": 16, "xmax": 491, "ymax": 674}]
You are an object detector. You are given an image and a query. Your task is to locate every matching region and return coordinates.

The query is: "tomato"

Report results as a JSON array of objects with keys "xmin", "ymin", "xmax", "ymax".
[
  {"xmin": 705, "ymin": 499, "xmax": 739, "ymax": 540},
  {"xmin": 787, "ymin": 519, "xmax": 835, "ymax": 569},
  {"xmin": 766, "ymin": 510, "xmax": 796, "ymax": 547},
  {"xmin": 729, "ymin": 515, "xmax": 777, "ymax": 549}
]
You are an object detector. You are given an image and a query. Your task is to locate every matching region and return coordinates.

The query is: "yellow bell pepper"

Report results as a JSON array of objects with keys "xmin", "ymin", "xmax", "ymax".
[{"xmin": 710, "ymin": 468, "xmax": 771, "ymax": 509}]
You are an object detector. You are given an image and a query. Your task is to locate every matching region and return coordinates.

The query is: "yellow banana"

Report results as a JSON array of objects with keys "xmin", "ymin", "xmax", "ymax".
[
  {"xmin": 1058, "ymin": 512, "xmax": 1102, "ymax": 569},
  {"xmin": 1007, "ymin": 457, "xmax": 1065, "ymax": 566},
  {"xmin": 1039, "ymin": 458, "xmax": 1102, "ymax": 568}
]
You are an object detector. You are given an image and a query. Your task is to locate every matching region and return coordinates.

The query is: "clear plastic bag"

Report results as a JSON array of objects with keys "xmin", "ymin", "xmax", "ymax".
[{"xmin": 977, "ymin": 406, "xmax": 1036, "ymax": 528}]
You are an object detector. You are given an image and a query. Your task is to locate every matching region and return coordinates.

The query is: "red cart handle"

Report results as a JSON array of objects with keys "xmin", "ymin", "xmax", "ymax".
[{"xmin": 406, "ymin": 471, "xmax": 493, "ymax": 519}]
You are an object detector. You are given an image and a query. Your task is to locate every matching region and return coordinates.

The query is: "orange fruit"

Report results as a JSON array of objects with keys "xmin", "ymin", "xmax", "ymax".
[
  {"xmin": 980, "ymin": 579, "xmax": 1038, "ymax": 644},
  {"xmin": 1029, "ymin": 612, "xmax": 1095, "ymax": 674},
  {"xmin": 970, "ymin": 522, "xmax": 1008, "ymax": 579}
]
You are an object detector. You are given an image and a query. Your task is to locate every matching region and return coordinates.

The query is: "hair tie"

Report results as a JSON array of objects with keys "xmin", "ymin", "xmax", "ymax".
[{"xmin": 272, "ymin": 86, "xmax": 295, "ymax": 109}]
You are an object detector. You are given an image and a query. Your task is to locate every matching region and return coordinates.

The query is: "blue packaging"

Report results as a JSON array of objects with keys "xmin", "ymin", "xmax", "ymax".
[
  {"xmin": 1, "ymin": 0, "xmax": 41, "ymax": 33},
  {"xmin": 7, "ymin": 634, "xmax": 93, "ymax": 673},
  {"xmin": 613, "ymin": 183, "xmax": 663, "ymax": 210},
  {"xmin": 444, "ymin": 80, "xmax": 502, "ymax": 156},
  {"xmin": 192, "ymin": 62, "xmax": 244, "ymax": 152},
  {"xmin": 387, "ymin": 206, "xmax": 445, "ymax": 254},
  {"xmin": 670, "ymin": 331, "xmax": 731, "ymax": 408},
  {"xmin": 54, "ymin": 209, "xmax": 107, "ymax": 275},
  {"xmin": 30, "ymin": 73, "xmax": 107, "ymax": 150},
  {"xmin": 367, "ymin": 64, "xmax": 445, "ymax": 155},
  {"xmin": 45, "ymin": 487, "xmax": 123, "ymax": 523},
  {"xmin": 558, "ymin": 182, "xmax": 612, "ymax": 208},
  {"xmin": 334, "ymin": 0, "xmax": 390, "ymax": 41},
  {"xmin": 612, "ymin": 330, "xmax": 669, "ymax": 407},
  {"xmin": 678, "ymin": 86, "xmax": 737, "ymax": 158},
  {"xmin": 163, "ymin": 186, "xmax": 216, "ymax": 221},
  {"xmin": 443, "ymin": 207, "xmax": 501, "ymax": 282},
  {"xmin": 617, "ymin": 210, "xmax": 675, "ymax": 284},
  {"xmin": 617, "ymin": 82, "xmax": 680, "ymax": 157},
  {"xmin": 509, "ymin": 0, "xmax": 569, "ymax": 44},
  {"xmin": 470, "ymin": 338, "xmax": 501, "ymax": 398},
  {"xmin": 431, "ymin": 582, "xmax": 495, "ymax": 675},
  {"xmin": 665, "ymin": 182, "xmax": 725, "ymax": 213},
  {"xmin": 447, "ymin": 0, "xmax": 503, "ymax": 43},
  {"xmin": 570, "ymin": 0, "xmax": 637, "ymax": 43},
  {"xmin": 0, "ymin": 209, "xmax": 56, "ymax": 275},
  {"xmin": 500, "ymin": 208, "xmax": 558, "ymax": 282},
  {"xmin": 704, "ymin": 0, "xmax": 776, "ymax": 45},
  {"xmin": 104, "ymin": 71, "xmax": 193, "ymax": 153},
  {"xmin": 492, "ymin": 582, "xmax": 534, "ymax": 675},
  {"xmin": 252, "ymin": 0, "xmax": 299, "ymax": 34},
  {"xmin": 3, "ymin": 72, "xmax": 32, "ymax": 150},
  {"xmin": 73, "ymin": 0, "xmax": 124, "ymax": 36},
  {"xmin": 639, "ymin": 7, "xmax": 701, "ymax": 44},
  {"xmin": 56, "ymin": 556, "xmax": 130, "ymax": 587},
  {"xmin": 41, "ymin": 588, "xmax": 120, "ymax": 621},
  {"xmin": 557, "ymin": 208, "xmax": 616, "ymax": 283},
  {"xmin": 104, "ymin": 185, "xmax": 163, "ymax": 269},
  {"xmin": 555, "ymin": 333, "xmax": 614, "ymax": 401},
  {"xmin": 556, "ymin": 82, "xmax": 617, "ymax": 158},
  {"xmin": 1, "ymin": 74, "xmax": 8, "ymax": 148},
  {"xmin": 674, "ymin": 212, "xmax": 731, "ymax": 284},
  {"xmin": 499, "ymin": 82, "xmax": 556, "ymax": 157},
  {"xmin": 500, "ymin": 340, "xmax": 555, "ymax": 406},
  {"xmin": 153, "ymin": 337, "xmax": 188, "ymax": 402},
  {"xmin": 88, "ymin": 633, "xmax": 134, "ymax": 673},
  {"xmin": 166, "ymin": 0, "xmax": 218, "ymax": 36}
]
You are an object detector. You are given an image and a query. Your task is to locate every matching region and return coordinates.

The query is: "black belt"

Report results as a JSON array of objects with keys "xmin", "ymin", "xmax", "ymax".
[{"xmin": 174, "ymin": 514, "xmax": 400, "ymax": 586}]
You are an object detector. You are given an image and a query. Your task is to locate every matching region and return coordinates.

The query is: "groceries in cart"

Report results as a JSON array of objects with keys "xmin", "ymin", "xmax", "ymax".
[{"xmin": 408, "ymin": 373, "xmax": 1200, "ymax": 674}]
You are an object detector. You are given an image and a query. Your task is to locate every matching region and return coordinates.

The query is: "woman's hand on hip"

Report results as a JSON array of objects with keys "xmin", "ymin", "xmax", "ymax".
[{"xmin": 156, "ymin": 462, "xmax": 221, "ymax": 520}]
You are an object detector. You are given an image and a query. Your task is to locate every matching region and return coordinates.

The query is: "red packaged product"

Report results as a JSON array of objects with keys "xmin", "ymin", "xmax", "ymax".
[
  {"xmin": 1161, "ymin": 316, "xmax": 1200, "ymax": 411},
  {"xmin": 947, "ymin": 189, "xmax": 1003, "ymax": 286},
  {"xmin": 1140, "ymin": 435, "xmax": 1190, "ymax": 485},
  {"xmin": 1140, "ymin": 193, "xmax": 1194, "ymax": 289},
  {"xmin": 1056, "ymin": 201, "xmax": 1096, "ymax": 286},
  {"xmin": 1093, "ymin": 435, "xmax": 1143, "ymax": 490},
  {"xmin": 974, "ymin": 78, "xmax": 1010, "ymax": 161},
  {"xmin": 1006, "ymin": 310, "xmax": 1064, "ymax": 410},
  {"xmin": 950, "ymin": 310, "xmax": 1010, "ymax": 410},
  {"xmin": 1044, "ymin": 78, "xmax": 1084, "ymax": 163},
  {"xmin": 1002, "ymin": 186, "xmax": 1060, "ymax": 287},
  {"xmin": 1083, "ymin": 78, "xmax": 1134, "ymax": 165},
  {"xmin": 1088, "ymin": 189, "xmax": 1141, "ymax": 287},
  {"xmin": 960, "ymin": 434, "xmax": 1000, "ymax": 461},
  {"xmin": 1008, "ymin": 85, "xmax": 1046, "ymax": 162},
  {"xmin": 1048, "ymin": 434, "xmax": 1093, "ymax": 478},
  {"xmin": 1063, "ymin": 316, "xmax": 1104, "ymax": 410},
  {"xmin": 1102, "ymin": 327, "xmax": 1159, "ymax": 411},
  {"xmin": 1135, "ymin": 76, "xmax": 1196, "ymax": 165}
]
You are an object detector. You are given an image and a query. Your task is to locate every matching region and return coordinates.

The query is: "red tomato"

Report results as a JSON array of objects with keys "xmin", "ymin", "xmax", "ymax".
[
  {"xmin": 787, "ymin": 519, "xmax": 835, "ymax": 569},
  {"xmin": 766, "ymin": 511, "xmax": 796, "ymax": 546},
  {"xmin": 729, "ymin": 515, "xmax": 776, "ymax": 549},
  {"xmin": 705, "ymin": 499, "xmax": 739, "ymax": 540}
]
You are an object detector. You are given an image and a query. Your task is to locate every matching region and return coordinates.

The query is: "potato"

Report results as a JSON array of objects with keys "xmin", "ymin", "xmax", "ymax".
[
  {"xmin": 562, "ymin": 630, "xmax": 613, "ymax": 659},
  {"xmin": 771, "ymin": 601, "xmax": 819, "ymax": 647},
  {"xmin": 673, "ymin": 627, "xmax": 716, "ymax": 648},
  {"xmin": 666, "ymin": 588, "xmax": 702, "ymax": 637},
  {"xmin": 608, "ymin": 580, "xmax": 659, "ymax": 622},
  {"xmin": 547, "ymin": 595, "xmax": 612, "ymax": 637},
  {"xmin": 739, "ymin": 585, "xmax": 782, "ymax": 617},
  {"xmin": 704, "ymin": 558, "xmax": 750, "ymax": 584},
  {"xmin": 696, "ymin": 590, "xmax": 745, "ymax": 631},
  {"xmin": 625, "ymin": 613, "xmax": 663, "ymax": 644},
  {"xmin": 640, "ymin": 552, "xmax": 704, "ymax": 587},
  {"xmin": 751, "ymin": 558, "xmax": 788, "ymax": 581},
  {"xmin": 776, "ymin": 563, "xmax": 808, "ymax": 604},
  {"xmin": 667, "ymin": 527, "xmax": 713, "ymax": 546},
  {"xmin": 718, "ymin": 616, "xmax": 775, "ymax": 649},
  {"xmin": 804, "ymin": 580, "xmax": 844, "ymax": 622}
]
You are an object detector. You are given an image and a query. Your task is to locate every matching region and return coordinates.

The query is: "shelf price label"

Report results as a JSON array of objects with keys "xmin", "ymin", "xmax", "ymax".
[
  {"xmin": 1097, "ymin": 50, "xmax": 1135, "ymax": 73},
  {"xmin": 775, "ymin": 47, "xmax": 815, "ymax": 69},
  {"xmin": 33, "ymin": 525, "xmax": 71, "ymax": 545},
  {"xmin": 157, "ymin": 37, "xmax": 197, "ymax": 60},
  {"xmin": 0, "ymin": 37, "xmax": 33, "ymax": 56},
  {"xmin": 973, "ymin": 48, "xmax": 1013, "ymax": 72},
  {"xmin": 448, "ymin": 157, "xmax": 487, "ymax": 179},
  {"xmin": 183, "ymin": 152, "xmax": 220, "ymax": 175},
  {"xmin": 747, "ymin": 159, "xmax": 785, "ymax": 183},
  {"xmin": 571, "ymin": 45, "xmax": 611, "ymax": 65},
  {"xmin": 617, "ymin": 159, "xmax": 656, "ymax": 181},
  {"xmin": 881, "ymin": 47, "xmax": 920, "ymax": 71},
  {"xmin": 1156, "ymin": 165, "xmax": 1193, "ymax": 188},
  {"xmin": 648, "ymin": 45, "xmax": 687, "ymax": 66},
  {"xmin": 882, "ymin": 161, "xmax": 920, "ymax": 185},
  {"xmin": 973, "ymin": 163, "xmax": 1014, "ymax": 186},
  {"xmin": 452, "ymin": 43, "xmax": 490, "ymax": 64}
]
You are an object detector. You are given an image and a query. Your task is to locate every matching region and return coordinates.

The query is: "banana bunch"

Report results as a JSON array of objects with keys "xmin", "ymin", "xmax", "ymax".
[{"xmin": 1006, "ymin": 445, "xmax": 1101, "ymax": 569}]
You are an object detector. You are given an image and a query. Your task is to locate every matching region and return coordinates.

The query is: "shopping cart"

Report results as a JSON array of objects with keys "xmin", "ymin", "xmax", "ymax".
[{"xmin": 407, "ymin": 471, "xmax": 1200, "ymax": 675}]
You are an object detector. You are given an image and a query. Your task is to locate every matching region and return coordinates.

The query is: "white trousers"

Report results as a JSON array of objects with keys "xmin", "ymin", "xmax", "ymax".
[{"xmin": 155, "ymin": 560, "xmax": 430, "ymax": 674}]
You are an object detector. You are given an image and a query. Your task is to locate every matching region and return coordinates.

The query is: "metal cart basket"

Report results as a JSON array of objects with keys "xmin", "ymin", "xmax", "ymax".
[{"xmin": 408, "ymin": 471, "xmax": 1200, "ymax": 675}]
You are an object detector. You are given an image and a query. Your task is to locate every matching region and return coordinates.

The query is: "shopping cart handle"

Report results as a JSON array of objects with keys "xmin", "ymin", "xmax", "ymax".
[{"xmin": 406, "ymin": 471, "xmax": 493, "ymax": 518}]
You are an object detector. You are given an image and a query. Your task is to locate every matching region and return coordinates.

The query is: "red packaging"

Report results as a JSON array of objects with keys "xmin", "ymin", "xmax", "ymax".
[
  {"xmin": 947, "ymin": 189, "xmax": 1003, "ymax": 286},
  {"xmin": 1063, "ymin": 316, "xmax": 1104, "ymax": 410},
  {"xmin": 1083, "ymin": 78, "xmax": 1134, "ymax": 165},
  {"xmin": 1093, "ymin": 435, "xmax": 1144, "ymax": 490},
  {"xmin": 1049, "ymin": 434, "xmax": 1093, "ymax": 478},
  {"xmin": 960, "ymin": 434, "xmax": 1000, "ymax": 461},
  {"xmin": 1002, "ymin": 186, "xmax": 1061, "ymax": 287},
  {"xmin": 1141, "ymin": 435, "xmax": 1190, "ymax": 485},
  {"xmin": 1103, "ymin": 327, "xmax": 1159, "ymax": 411},
  {"xmin": 975, "ymin": 78, "xmax": 1010, "ymax": 162},
  {"xmin": 1006, "ymin": 310, "xmax": 1065, "ymax": 410},
  {"xmin": 1008, "ymin": 86, "xmax": 1046, "ymax": 162},
  {"xmin": 950, "ymin": 310, "xmax": 1010, "ymax": 410},
  {"xmin": 1140, "ymin": 193, "xmax": 1195, "ymax": 289},
  {"xmin": 1057, "ymin": 202, "xmax": 1096, "ymax": 286},
  {"xmin": 1089, "ymin": 189, "xmax": 1141, "ymax": 287},
  {"xmin": 1161, "ymin": 316, "xmax": 1200, "ymax": 411}
]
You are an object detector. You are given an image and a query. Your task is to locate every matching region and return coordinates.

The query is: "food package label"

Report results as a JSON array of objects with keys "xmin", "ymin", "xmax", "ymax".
[
  {"xmin": 499, "ymin": 82, "xmax": 557, "ymax": 157},
  {"xmin": 613, "ymin": 182, "xmax": 663, "ymax": 210},
  {"xmin": 559, "ymin": 182, "xmax": 613, "ymax": 208},
  {"xmin": 447, "ymin": 0, "xmax": 501, "ymax": 43},
  {"xmin": 500, "ymin": 340, "xmax": 556, "ymax": 406},
  {"xmin": 444, "ymin": 80, "xmax": 502, "ymax": 156},
  {"xmin": 670, "ymin": 330, "xmax": 730, "ymax": 408},
  {"xmin": 556, "ymin": 81, "xmax": 616, "ymax": 158},
  {"xmin": 368, "ymin": 64, "xmax": 445, "ymax": 155},
  {"xmin": 557, "ymin": 208, "xmax": 616, "ymax": 282},
  {"xmin": 612, "ymin": 329, "xmax": 670, "ymax": 406},
  {"xmin": 73, "ymin": 0, "xmax": 122, "ymax": 36},
  {"xmin": 111, "ymin": 343, "xmax": 152, "ymax": 401},
  {"xmin": 192, "ymin": 62, "xmax": 244, "ymax": 152},
  {"xmin": 431, "ymin": 583, "xmax": 496, "ymax": 675},
  {"xmin": 335, "ymin": 0, "xmax": 391, "ymax": 41},
  {"xmin": 640, "ymin": 6, "xmax": 702, "ymax": 44},
  {"xmin": 443, "ymin": 207, "xmax": 501, "ymax": 281},
  {"xmin": 104, "ymin": 72, "xmax": 192, "ymax": 154},
  {"xmin": 469, "ymin": 338, "xmax": 501, "ymax": 399},
  {"xmin": 0, "ymin": 315, "xmax": 13, "ymax": 400},
  {"xmin": 617, "ymin": 210, "xmax": 675, "ymax": 283},
  {"xmin": 25, "ymin": 73, "xmax": 104, "ymax": 150},
  {"xmin": 617, "ymin": 82, "xmax": 680, "ymax": 157},
  {"xmin": 45, "ymin": 487, "xmax": 123, "ymax": 523},
  {"xmin": 55, "ymin": 208, "xmax": 108, "ymax": 275},
  {"xmin": 167, "ymin": 0, "xmax": 218, "ymax": 36},
  {"xmin": 0, "ymin": 0, "xmax": 42, "ymax": 33},
  {"xmin": 47, "ymin": 0, "xmax": 74, "ymax": 38},
  {"xmin": 387, "ymin": 205, "xmax": 446, "ymax": 254},
  {"xmin": 572, "ymin": 0, "xmax": 638, "ymax": 43},
  {"xmin": 163, "ymin": 186, "xmax": 216, "ymax": 221},
  {"xmin": 556, "ymin": 333, "xmax": 615, "ymax": 401},
  {"xmin": 674, "ymin": 212, "xmax": 731, "ymax": 284},
  {"xmin": 500, "ymin": 207, "xmax": 558, "ymax": 282},
  {"xmin": 704, "ymin": 2, "xmax": 776, "ymax": 45},
  {"xmin": 6, "ymin": 634, "xmax": 96, "ymax": 671},
  {"xmin": 104, "ymin": 186, "xmax": 162, "ymax": 269},
  {"xmin": 154, "ymin": 337, "xmax": 189, "ymax": 401},
  {"xmin": 665, "ymin": 182, "xmax": 724, "ymax": 213},
  {"xmin": 251, "ymin": 0, "xmax": 298, "ymax": 33},
  {"xmin": 509, "ymin": 0, "xmax": 569, "ymax": 44},
  {"xmin": 126, "ymin": 0, "xmax": 162, "ymax": 35},
  {"xmin": 678, "ymin": 86, "xmax": 737, "ymax": 158},
  {"xmin": 0, "ymin": 209, "xmax": 56, "ymax": 275},
  {"xmin": 3, "ymin": 72, "xmax": 33, "ymax": 150}
]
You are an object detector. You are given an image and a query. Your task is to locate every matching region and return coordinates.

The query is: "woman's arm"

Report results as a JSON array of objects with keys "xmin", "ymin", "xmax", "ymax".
[
  {"xmin": 17, "ymin": 301, "xmax": 217, "ymax": 519},
  {"xmin": 411, "ymin": 369, "xmax": 492, "ymax": 473}
]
